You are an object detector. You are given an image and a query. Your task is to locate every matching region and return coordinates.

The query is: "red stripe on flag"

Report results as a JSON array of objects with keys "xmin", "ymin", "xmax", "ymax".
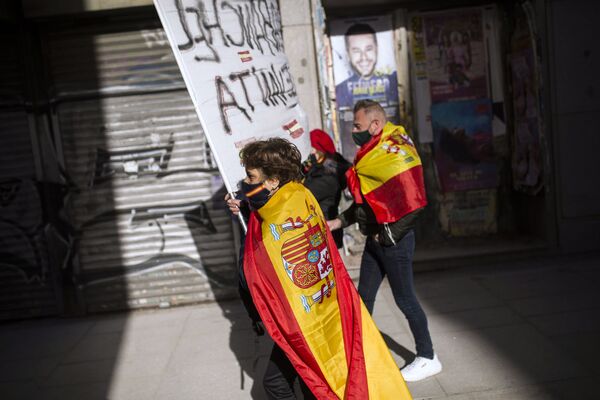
[
  {"xmin": 363, "ymin": 165, "xmax": 427, "ymax": 224},
  {"xmin": 286, "ymin": 256, "xmax": 307, "ymax": 265},
  {"xmin": 346, "ymin": 131, "xmax": 384, "ymax": 206},
  {"xmin": 282, "ymin": 234, "xmax": 307, "ymax": 247},
  {"xmin": 282, "ymin": 241, "xmax": 309, "ymax": 254},
  {"xmin": 244, "ymin": 215, "xmax": 336, "ymax": 398},
  {"xmin": 324, "ymin": 219, "xmax": 369, "ymax": 399},
  {"xmin": 285, "ymin": 255, "xmax": 308, "ymax": 265},
  {"xmin": 353, "ymin": 131, "xmax": 383, "ymax": 164},
  {"xmin": 282, "ymin": 245, "xmax": 310, "ymax": 261},
  {"xmin": 283, "ymin": 246, "xmax": 310, "ymax": 260}
]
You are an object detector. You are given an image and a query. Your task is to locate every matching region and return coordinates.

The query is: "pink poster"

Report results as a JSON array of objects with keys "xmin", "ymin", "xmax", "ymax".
[{"xmin": 423, "ymin": 10, "xmax": 488, "ymax": 103}]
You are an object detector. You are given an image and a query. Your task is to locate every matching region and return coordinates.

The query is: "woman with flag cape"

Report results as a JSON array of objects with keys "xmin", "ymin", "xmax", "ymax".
[{"xmin": 229, "ymin": 138, "xmax": 412, "ymax": 399}]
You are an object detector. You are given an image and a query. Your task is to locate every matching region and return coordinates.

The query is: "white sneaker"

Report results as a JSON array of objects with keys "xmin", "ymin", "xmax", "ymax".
[{"xmin": 401, "ymin": 354, "xmax": 442, "ymax": 382}]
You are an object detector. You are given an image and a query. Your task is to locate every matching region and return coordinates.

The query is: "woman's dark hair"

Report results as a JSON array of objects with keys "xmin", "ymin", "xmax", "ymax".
[{"xmin": 240, "ymin": 138, "xmax": 302, "ymax": 185}]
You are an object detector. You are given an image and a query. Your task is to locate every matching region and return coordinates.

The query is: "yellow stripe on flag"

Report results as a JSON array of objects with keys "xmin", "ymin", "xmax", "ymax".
[
  {"xmin": 258, "ymin": 183, "xmax": 349, "ymax": 397},
  {"xmin": 355, "ymin": 123, "xmax": 422, "ymax": 195},
  {"xmin": 360, "ymin": 301, "xmax": 412, "ymax": 398},
  {"xmin": 253, "ymin": 182, "xmax": 413, "ymax": 399}
]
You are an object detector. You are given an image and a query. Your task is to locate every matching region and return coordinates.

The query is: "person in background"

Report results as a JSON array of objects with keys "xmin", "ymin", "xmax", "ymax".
[
  {"xmin": 327, "ymin": 99, "xmax": 442, "ymax": 382},
  {"xmin": 302, "ymin": 129, "xmax": 351, "ymax": 249}
]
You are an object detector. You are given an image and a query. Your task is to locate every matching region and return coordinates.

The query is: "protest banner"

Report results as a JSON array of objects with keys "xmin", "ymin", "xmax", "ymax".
[{"xmin": 153, "ymin": 0, "xmax": 311, "ymax": 194}]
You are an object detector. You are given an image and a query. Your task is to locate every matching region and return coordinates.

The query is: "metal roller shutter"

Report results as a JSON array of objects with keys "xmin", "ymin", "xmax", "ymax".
[
  {"xmin": 0, "ymin": 31, "xmax": 60, "ymax": 320},
  {"xmin": 0, "ymin": 110, "xmax": 34, "ymax": 180},
  {"xmin": 44, "ymin": 19, "xmax": 238, "ymax": 313},
  {"xmin": 0, "ymin": 32, "xmax": 25, "ymax": 107},
  {"xmin": 47, "ymin": 24, "xmax": 185, "ymax": 98}
]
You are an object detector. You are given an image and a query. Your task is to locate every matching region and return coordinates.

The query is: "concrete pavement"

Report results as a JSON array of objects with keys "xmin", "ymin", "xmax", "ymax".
[{"xmin": 1, "ymin": 253, "xmax": 599, "ymax": 399}]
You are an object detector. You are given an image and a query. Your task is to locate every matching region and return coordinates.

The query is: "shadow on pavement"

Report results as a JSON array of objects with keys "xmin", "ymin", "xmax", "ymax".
[{"xmin": 380, "ymin": 252, "xmax": 600, "ymax": 399}]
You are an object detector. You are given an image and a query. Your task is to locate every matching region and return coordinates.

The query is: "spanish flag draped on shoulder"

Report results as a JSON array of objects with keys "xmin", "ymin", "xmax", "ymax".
[
  {"xmin": 346, "ymin": 122, "xmax": 427, "ymax": 223},
  {"xmin": 244, "ymin": 182, "xmax": 412, "ymax": 399}
]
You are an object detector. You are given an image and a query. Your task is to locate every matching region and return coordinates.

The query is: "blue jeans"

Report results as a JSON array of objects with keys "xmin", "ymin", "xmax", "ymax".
[{"xmin": 358, "ymin": 230, "xmax": 434, "ymax": 359}]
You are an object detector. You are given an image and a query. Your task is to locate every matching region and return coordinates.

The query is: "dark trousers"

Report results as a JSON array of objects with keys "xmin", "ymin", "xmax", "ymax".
[
  {"xmin": 358, "ymin": 230, "xmax": 434, "ymax": 359},
  {"xmin": 263, "ymin": 345, "xmax": 315, "ymax": 400}
]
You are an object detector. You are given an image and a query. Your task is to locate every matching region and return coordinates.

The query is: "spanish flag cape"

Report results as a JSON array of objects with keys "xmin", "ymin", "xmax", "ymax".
[
  {"xmin": 346, "ymin": 122, "xmax": 427, "ymax": 223},
  {"xmin": 244, "ymin": 182, "xmax": 412, "ymax": 399}
]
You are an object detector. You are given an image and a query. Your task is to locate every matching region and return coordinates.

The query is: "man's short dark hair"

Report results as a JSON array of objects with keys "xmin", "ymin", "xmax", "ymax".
[
  {"xmin": 344, "ymin": 23, "xmax": 377, "ymax": 49},
  {"xmin": 353, "ymin": 99, "xmax": 385, "ymax": 116}
]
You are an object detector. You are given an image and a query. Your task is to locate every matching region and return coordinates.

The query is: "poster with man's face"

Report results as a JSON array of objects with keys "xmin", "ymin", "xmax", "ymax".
[{"xmin": 330, "ymin": 16, "xmax": 400, "ymax": 160}]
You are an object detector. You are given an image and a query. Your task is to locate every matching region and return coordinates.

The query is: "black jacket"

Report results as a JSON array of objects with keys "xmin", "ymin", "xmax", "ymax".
[
  {"xmin": 338, "ymin": 200, "xmax": 423, "ymax": 246},
  {"xmin": 303, "ymin": 152, "xmax": 351, "ymax": 248},
  {"xmin": 234, "ymin": 200, "xmax": 263, "ymax": 332}
]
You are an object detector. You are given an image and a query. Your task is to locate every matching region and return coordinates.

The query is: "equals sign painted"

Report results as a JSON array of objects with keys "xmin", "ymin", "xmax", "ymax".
[{"xmin": 238, "ymin": 50, "xmax": 252, "ymax": 63}]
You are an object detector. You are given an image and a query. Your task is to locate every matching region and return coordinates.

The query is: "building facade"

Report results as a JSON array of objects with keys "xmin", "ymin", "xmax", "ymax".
[{"xmin": 0, "ymin": 0, "xmax": 597, "ymax": 320}]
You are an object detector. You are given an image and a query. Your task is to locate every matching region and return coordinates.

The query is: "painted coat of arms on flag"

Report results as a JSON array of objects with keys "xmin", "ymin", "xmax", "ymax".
[{"xmin": 271, "ymin": 214, "xmax": 335, "ymax": 312}]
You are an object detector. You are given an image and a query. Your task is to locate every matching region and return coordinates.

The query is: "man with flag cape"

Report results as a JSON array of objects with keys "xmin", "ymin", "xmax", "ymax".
[
  {"xmin": 328, "ymin": 100, "xmax": 443, "ymax": 382},
  {"xmin": 229, "ymin": 138, "xmax": 412, "ymax": 399}
]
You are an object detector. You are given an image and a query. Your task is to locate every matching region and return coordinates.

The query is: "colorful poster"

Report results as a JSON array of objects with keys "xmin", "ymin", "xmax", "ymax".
[
  {"xmin": 431, "ymin": 99, "xmax": 498, "ymax": 192},
  {"xmin": 511, "ymin": 50, "xmax": 542, "ymax": 191},
  {"xmin": 509, "ymin": 3, "xmax": 543, "ymax": 194},
  {"xmin": 410, "ymin": 16, "xmax": 428, "ymax": 80},
  {"xmin": 423, "ymin": 10, "xmax": 487, "ymax": 103},
  {"xmin": 153, "ymin": 0, "xmax": 310, "ymax": 193},
  {"xmin": 410, "ymin": 15, "xmax": 434, "ymax": 143},
  {"xmin": 329, "ymin": 15, "xmax": 400, "ymax": 160},
  {"xmin": 439, "ymin": 189, "xmax": 497, "ymax": 236}
]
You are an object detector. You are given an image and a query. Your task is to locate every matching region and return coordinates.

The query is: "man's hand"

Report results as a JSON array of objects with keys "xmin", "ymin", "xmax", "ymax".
[
  {"xmin": 301, "ymin": 158, "xmax": 312, "ymax": 174},
  {"xmin": 224, "ymin": 193, "xmax": 242, "ymax": 216},
  {"xmin": 327, "ymin": 218, "xmax": 343, "ymax": 231}
]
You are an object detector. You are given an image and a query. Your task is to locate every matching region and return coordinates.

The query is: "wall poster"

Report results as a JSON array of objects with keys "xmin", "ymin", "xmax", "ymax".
[
  {"xmin": 329, "ymin": 15, "xmax": 400, "ymax": 160},
  {"xmin": 431, "ymin": 98, "xmax": 498, "ymax": 192},
  {"xmin": 423, "ymin": 9, "xmax": 488, "ymax": 103}
]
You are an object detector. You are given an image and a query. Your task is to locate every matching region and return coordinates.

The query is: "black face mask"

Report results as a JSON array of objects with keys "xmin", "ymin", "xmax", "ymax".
[
  {"xmin": 240, "ymin": 181, "xmax": 271, "ymax": 210},
  {"xmin": 352, "ymin": 122, "xmax": 374, "ymax": 147},
  {"xmin": 352, "ymin": 130, "xmax": 372, "ymax": 146}
]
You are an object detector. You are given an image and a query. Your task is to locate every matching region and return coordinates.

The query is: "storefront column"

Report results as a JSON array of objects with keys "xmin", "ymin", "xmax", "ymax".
[{"xmin": 280, "ymin": 0, "xmax": 323, "ymax": 129}]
